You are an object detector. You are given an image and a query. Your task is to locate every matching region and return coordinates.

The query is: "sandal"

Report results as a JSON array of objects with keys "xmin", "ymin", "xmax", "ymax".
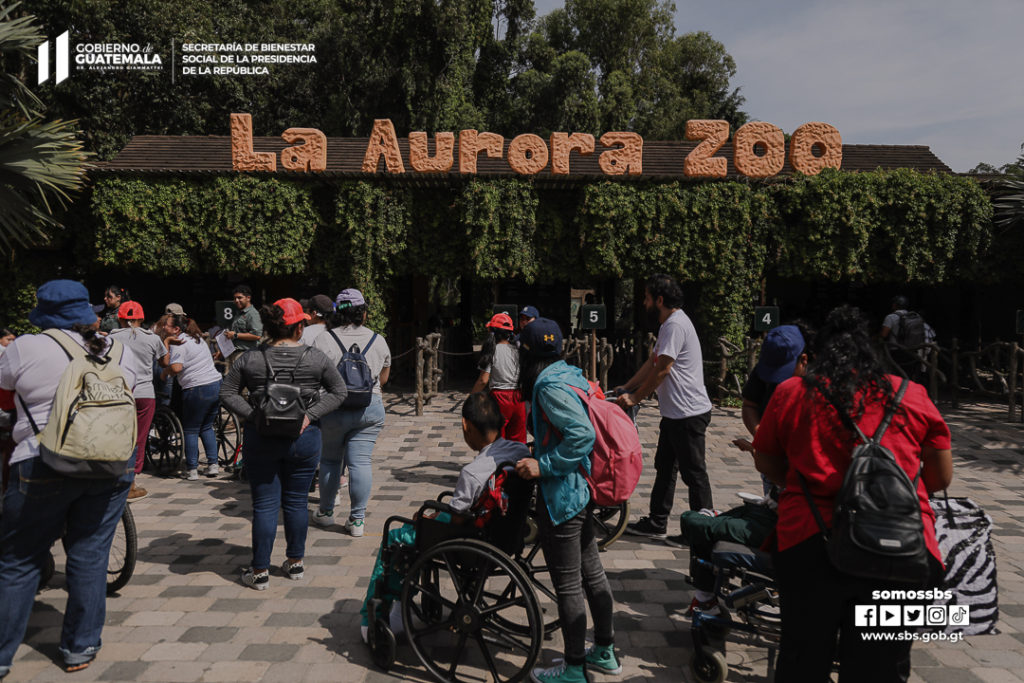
[{"xmin": 65, "ymin": 657, "xmax": 94, "ymax": 673}]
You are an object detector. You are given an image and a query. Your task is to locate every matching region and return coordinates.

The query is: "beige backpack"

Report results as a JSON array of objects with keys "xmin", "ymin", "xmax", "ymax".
[{"xmin": 20, "ymin": 330, "xmax": 137, "ymax": 478}]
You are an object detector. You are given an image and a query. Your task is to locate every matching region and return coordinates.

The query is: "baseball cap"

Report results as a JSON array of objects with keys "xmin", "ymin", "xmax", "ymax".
[
  {"xmin": 165, "ymin": 303, "xmax": 185, "ymax": 316},
  {"xmin": 117, "ymin": 301, "xmax": 145, "ymax": 320},
  {"xmin": 274, "ymin": 298, "xmax": 311, "ymax": 325},
  {"xmin": 755, "ymin": 325, "xmax": 805, "ymax": 384},
  {"xmin": 520, "ymin": 305, "xmax": 539, "ymax": 320},
  {"xmin": 335, "ymin": 288, "xmax": 365, "ymax": 308},
  {"xmin": 519, "ymin": 317, "xmax": 563, "ymax": 358},
  {"xmin": 486, "ymin": 313, "xmax": 514, "ymax": 332}
]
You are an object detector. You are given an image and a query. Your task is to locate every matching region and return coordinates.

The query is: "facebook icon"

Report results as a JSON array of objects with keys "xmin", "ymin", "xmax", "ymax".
[{"xmin": 854, "ymin": 605, "xmax": 877, "ymax": 627}]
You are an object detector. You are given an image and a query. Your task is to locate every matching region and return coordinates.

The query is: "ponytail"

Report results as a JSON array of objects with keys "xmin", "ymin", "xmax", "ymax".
[
  {"xmin": 71, "ymin": 323, "xmax": 108, "ymax": 357},
  {"xmin": 168, "ymin": 314, "xmax": 203, "ymax": 343}
]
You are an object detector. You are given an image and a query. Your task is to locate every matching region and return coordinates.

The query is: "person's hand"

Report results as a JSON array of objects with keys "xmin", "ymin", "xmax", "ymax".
[
  {"xmin": 615, "ymin": 392, "xmax": 637, "ymax": 409},
  {"xmin": 732, "ymin": 438, "xmax": 755, "ymax": 453},
  {"xmin": 299, "ymin": 415, "xmax": 311, "ymax": 433},
  {"xmin": 515, "ymin": 458, "xmax": 541, "ymax": 480}
]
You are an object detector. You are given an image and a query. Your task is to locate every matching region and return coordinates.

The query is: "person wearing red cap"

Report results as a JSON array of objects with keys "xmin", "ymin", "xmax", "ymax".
[
  {"xmin": 111, "ymin": 302, "xmax": 169, "ymax": 501},
  {"xmin": 471, "ymin": 313, "xmax": 526, "ymax": 443},
  {"xmin": 221, "ymin": 298, "xmax": 347, "ymax": 590}
]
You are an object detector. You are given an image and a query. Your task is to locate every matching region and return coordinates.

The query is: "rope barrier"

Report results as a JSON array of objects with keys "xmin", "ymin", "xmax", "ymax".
[
  {"xmin": 437, "ymin": 350, "xmax": 476, "ymax": 357},
  {"xmin": 391, "ymin": 348, "xmax": 415, "ymax": 360}
]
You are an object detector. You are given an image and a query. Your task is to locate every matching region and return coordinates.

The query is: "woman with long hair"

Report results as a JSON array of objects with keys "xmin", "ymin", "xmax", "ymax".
[
  {"xmin": 0, "ymin": 280, "xmax": 138, "ymax": 676},
  {"xmin": 470, "ymin": 313, "xmax": 526, "ymax": 443},
  {"xmin": 97, "ymin": 285, "xmax": 129, "ymax": 334},
  {"xmin": 161, "ymin": 313, "xmax": 222, "ymax": 480},
  {"xmin": 221, "ymin": 299, "xmax": 346, "ymax": 589},
  {"xmin": 752, "ymin": 305, "xmax": 953, "ymax": 682},
  {"xmin": 513, "ymin": 318, "xmax": 620, "ymax": 683},
  {"xmin": 311, "ymin": 289, "xmax": 391, "ymax": 536}
]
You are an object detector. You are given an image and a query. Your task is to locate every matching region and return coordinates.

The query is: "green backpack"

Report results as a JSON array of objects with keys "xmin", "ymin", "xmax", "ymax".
[{"xmin": 20, "ymin": 330, "xmax": 137, "ymax": 478}]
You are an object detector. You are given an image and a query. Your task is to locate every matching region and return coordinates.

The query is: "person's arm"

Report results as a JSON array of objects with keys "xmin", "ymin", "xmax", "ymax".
[
  {"xmin": 617, "ymin": 355, "xmax": 673, "ymax": 408},
  {"xmin": 921, "ymin": 446, "xmax": 953, "ymax": 493},
  {"xmin": 751, "ymin": 386, "xmax": 790, "ymax": 485},
  {"xmin": 219, "ymin": 360, "xmax": 253, "ymax": 421},
  {"xmin": 379, "ymin": 365, "xmax": 390, "ymax": 387},
  {"xmin": 616, "ymin": 358, "xmax": 653, "ymax": 394},
  {"xmin": 741, "ymin": 399, "xmax": 761, "ymax": 437},
  {"xmin": 471, "ymin": 370, "xmax": 490, "ymax": 395},
  {"xmin": 522, "ymin": 383, "xmax": 595, "ymax": 479},
  {"xmin": 754, "ymin": 450, "xmax": 788, "ymax": 486}
]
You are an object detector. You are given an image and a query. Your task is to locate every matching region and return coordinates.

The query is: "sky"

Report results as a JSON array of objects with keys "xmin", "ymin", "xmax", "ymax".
[{"xmin": 534, "ymin": 0, "xmax": 1024, "ymax": 172}]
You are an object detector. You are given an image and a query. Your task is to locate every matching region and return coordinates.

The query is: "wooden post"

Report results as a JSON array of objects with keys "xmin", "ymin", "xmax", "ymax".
[
  {"xmin": 951, "ymin": 338, "xmax": 959, "ymax": 409},
  {"xmin": 590, "ymin": 329, "xmax": 597, "ymax": 382},
  {"xmin": 1009, "ymin": 342, "xmax": 1019, "ymax": 421},
  {"xmin": 415, "ymin": 337, "xmax": 425, "ymax": 416}
]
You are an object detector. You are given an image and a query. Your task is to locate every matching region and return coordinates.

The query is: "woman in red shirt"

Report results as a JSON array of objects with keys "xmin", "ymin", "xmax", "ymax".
[{"xmin": 752, "ymin": 306, "xmax": 953, "ymax": 683}]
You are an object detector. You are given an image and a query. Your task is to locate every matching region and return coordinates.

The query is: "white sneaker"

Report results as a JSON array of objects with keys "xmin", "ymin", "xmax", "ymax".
[
  {"xmin": 206, "ymin": 464, "xmax": 220, "ymax": 477},
  {"xmin": 185, "ymin": 469, "xmax": 199, "ymax": 481},
  {"xmin": 344, "ymin": 517, "xmax": 365, "ymax": 537},
  {"xmin": 360, "ymin": 624, "xmax": 369, "ymax": 644},
  {"xmin": 311, "ymin": 510, "xmax": 334, "ymax": 527}
]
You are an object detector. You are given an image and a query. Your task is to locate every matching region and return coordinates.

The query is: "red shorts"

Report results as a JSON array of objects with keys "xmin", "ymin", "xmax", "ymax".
[{"xmin": 490, "ymin": 389, "xmax": 527, "ymax": 443}]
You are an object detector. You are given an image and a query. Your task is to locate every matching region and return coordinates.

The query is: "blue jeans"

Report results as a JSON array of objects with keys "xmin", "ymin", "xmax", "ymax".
[
  {"xmin": 0, "ymin": 458, "xmax": 131, "ymax": 675},
  {"xmin": 243, "ymin": 425, "xmax": 321, "ymax": 569},
  {"xmin": 318, "ymin": 394, "xmax": 385, "ymax": 520},
  {"xmin": 181, "ymin": 380, "xmax": 220, "ymax": 470}
]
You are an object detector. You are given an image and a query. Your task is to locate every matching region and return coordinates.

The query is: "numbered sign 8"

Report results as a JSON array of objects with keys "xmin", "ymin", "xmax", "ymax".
[{"xmin": 215, "ymin": 300, "xmax": 241, "ymax": 330}]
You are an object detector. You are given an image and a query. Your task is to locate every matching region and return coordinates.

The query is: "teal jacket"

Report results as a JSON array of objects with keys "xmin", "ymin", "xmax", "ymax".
[{"xmin": 531, "ymin": 361, "xmax": 596, "ymax": 525}]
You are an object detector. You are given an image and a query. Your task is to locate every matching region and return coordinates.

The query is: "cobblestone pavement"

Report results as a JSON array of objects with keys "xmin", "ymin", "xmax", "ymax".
[{"xmin": 7, "ymin": 392, "xmax": 1024, "ymax": 682}]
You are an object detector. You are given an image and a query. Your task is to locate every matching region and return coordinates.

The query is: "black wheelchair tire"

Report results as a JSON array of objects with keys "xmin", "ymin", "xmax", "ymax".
[{"xmin": 107, "ymin": 504, "xmax": 137, "ymax": 595}]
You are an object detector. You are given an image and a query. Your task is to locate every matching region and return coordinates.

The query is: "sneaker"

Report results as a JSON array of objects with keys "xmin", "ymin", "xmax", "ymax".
[
  {"xmin": 242, "ymin": 567, "xmax": 269, "ymax": 591},
  {"xmin": 127, "ymin": 483, "xmax": 148, "ymax": 502},
  {"xmin": 624, "ymin": 516, "xmax": 666, "ymax": 539},
  {"xmin": 531, "ymin": 661, "xmax": 587, "ymax": 683},
  {"xmin": 312, "ymin": 510, "xmax": 334, "ymax": 527},
  {"xmin": 663, "ymin": 534, "xmax": 687, "ymax": 549},
  {"xmin": 585, "ymin": 644, "xmax": 622, "ymax": 675},
  {"xmin": 185, "ymin": 469, "xmax": 199, "ymax": 481},
  {"xmin": 685, "ymin": 596, "xmax": 721, "ymax": 617},
  {"xmin": 344, "ymin": 517, "xmax": 365, "ymax": 537},
  {"xmin": 360, "ymin": 624, "xmax": 369, "ymax": 644},
  {"xmin": 206, "ymin": 464, "xmax": 220, "ymax": 477},
  {"xmin": 281, "ymin": 559, "xmax": 304, "ymax": 580}
]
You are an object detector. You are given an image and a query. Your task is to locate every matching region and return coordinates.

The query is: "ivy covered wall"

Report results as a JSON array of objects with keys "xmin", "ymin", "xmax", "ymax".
[{"xmin": 5, "ymin": 170, "xmax": 993, "ymax": 347}]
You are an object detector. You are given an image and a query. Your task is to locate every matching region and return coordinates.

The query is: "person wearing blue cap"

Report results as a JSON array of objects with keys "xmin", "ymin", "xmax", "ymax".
[
  {"xmin": 518, "ymin": 305, "xmax": 539, "ymax": 330},
  {"xmin": 736, "ymin": 324, "xmax": 812, "ymax": 449},
  {"xmin": 513, "ymin": 318, "xmax": 621, "ymax": 683},
  {"xmin": 0, "ymin": 280, "xmax": 139, "ymax": 676}
]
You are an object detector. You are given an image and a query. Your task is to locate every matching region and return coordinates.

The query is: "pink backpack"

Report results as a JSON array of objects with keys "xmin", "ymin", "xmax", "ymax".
[{"xmin": 569, "ymin": 382, "xmax": 643, "ymax": 506}]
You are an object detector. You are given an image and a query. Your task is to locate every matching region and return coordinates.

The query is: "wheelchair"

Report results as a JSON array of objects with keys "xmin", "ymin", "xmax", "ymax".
[
  {"xmin": 144, "ymin": 403, "xmax": 241, "ymax": 476},
  {"xmin": 367, "ymin": 471, "xmax": 546, "ymax": 682},
  {"xmin": 689, "ymin": 540, "xmax": 781, "ymax": 683}
]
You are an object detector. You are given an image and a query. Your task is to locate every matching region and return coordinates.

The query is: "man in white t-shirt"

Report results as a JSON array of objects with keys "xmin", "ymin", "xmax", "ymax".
[{"xmin": 616, "ymin": 274, "xmax": 714, "ymax": 538}]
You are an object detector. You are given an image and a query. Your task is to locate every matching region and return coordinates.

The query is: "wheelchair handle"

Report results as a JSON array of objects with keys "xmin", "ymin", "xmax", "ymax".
[
  {"xmin": 383, "ymin": 514, "xmax": 416, "ymax": 539},
  {"xmin": 419, "ymin": 500, "xmax": 456, "ymax": 517}
]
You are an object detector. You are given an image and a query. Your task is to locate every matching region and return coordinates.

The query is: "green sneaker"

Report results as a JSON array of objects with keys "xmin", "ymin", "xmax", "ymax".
[
  {"xmin": 531, "ymin": 661, "xmax": 588, "ymax": 683},
  {"xmin": 585, "ymin": 644, "xmax": 622, "ymax": 675}
]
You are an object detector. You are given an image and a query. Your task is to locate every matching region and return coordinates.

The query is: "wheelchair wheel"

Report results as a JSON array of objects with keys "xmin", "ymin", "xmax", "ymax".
[
  {"xmin": 402, "ymin": 538, "xmax": 542, "ymax": 683},
  {"xmin": 145, "ymin": 405, "xmax": 184, "ymax": 476},
  {"xmin": 107, "ymin": 504, "xmax": 137, "ymax": 595},
  {"xmin": 507, "ymin": 540, "xmax": 560, "ymax": 636},
  {"xmin": 215, "ymin": 406, "xmax": 242, "ymax": 469},
  {"xmin": 593, "ymin": 501, "xmax": 630, "ymax": 551},
  {"xmin": 690, "ymin": 648, "xmax": 727, "ymax": 683},
  {"xmin": 369, "ymin": 619, "xmax": 397, "ymax": 670}
]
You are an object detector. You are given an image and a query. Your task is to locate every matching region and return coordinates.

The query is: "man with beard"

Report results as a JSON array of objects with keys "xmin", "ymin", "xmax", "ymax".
[{"xmin": 616, "ymin": 274, "xmax": 714, "ymax": 538}]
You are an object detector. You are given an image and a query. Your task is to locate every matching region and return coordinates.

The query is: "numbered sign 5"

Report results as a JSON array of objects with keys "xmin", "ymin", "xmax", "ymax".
[
  {"xmin": 753, "ymin": 306, "xmax": 780, "ymax": 333},
  {"xmin": 215, "ymin": 300, "xmax": 241, "ymax": 330},
  {"xmin": 580, "ymin": 304, "xmax": 607, "ymax": 330}
]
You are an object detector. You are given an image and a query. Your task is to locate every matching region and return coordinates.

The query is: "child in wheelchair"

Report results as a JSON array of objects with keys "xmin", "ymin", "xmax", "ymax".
[{"xmin": 359, "ymin": 392, "xmax": 529, "ymax": 643}]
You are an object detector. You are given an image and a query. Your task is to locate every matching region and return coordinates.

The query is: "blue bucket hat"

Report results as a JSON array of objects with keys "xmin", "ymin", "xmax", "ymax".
[
  {"xmin": 29, "ymin": 280, "xmax": 99, "ymax": 330},
  {"xmin": 755, "ymin": 325, "xmax": 805, "ymax": 384},
  {"xmin": 519, "ymin": 317, "xmax": 562, "ymax": 358}
]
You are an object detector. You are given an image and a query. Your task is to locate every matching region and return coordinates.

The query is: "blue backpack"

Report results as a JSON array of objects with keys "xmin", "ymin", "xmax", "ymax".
[{"xmin": 328, "ymin": 330, "xmax": 377, "ymax": 408}]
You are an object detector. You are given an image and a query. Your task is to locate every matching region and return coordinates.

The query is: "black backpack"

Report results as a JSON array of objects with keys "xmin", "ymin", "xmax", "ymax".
[
  {"xmin": 895, "ymin": 311, "xmax": 927, "ymax": 348},
  {"xmin": 251, "ymin": 346, "xmax": 311, "ymax": 439},
  {"xmin": 328, "ymin": 330, "xmax": 377, "ymax": 409},
  {"xmin": 799, "ymin": 378, "xmax": 931, "ymax": 584}
]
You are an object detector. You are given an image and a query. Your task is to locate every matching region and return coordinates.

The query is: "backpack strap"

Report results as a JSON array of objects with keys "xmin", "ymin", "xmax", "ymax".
[
  {"xmin": 362, "ymin": 333, "xmax": 377, "ymax": 355},
  {"xmin": 17, "ymin": 394, "xmax": 40, "ymax": 435},
  {"xmin": 797, "ymin": 472, "xmax": 831, "ymax": 541},
  {"xmin": 871, "ymin": 378, "xmax": 908, "ymax": 444},
  {"xmin": 327, "ymin": 329, "xmax": 345, "ymax": 355}
]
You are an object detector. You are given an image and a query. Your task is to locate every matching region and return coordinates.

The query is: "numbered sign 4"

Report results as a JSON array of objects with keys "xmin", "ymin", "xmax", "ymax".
[{"xmin": 753, "ymin": 306, "xmax": 780, "ymax": 333}]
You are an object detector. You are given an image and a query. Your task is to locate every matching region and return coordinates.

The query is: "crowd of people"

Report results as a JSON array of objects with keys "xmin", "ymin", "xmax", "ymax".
[{"xmin": 0, "ymin": 274, "xmax": 955, "ymax": 683}]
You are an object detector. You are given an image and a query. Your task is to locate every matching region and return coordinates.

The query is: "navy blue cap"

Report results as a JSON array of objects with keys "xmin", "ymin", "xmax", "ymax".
[
  {"xmin": 519, "ymin": 317, "xmax": 562, "ymax": 358},
  {"xmin": 755, "ymin": 325, "xmax": 805, "ymax": 384},
  {"xmin": 519, "ymin": 305, "xmax": 539, "ymax": 320},
  {"xmin": 29, "ymin": 280, "xmax": 99, "ymax": 330}
]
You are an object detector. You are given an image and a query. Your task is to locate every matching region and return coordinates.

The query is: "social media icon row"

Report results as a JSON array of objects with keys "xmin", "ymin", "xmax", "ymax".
[{"xmin": 854, "ymin": 605, "xmax": 969, "ymax": 627}]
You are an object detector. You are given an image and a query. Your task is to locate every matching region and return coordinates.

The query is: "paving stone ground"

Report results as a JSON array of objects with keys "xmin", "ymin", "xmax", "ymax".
[{"xmin": 7, "ymin": 391, "xmax": 1024, "ymax": 682}]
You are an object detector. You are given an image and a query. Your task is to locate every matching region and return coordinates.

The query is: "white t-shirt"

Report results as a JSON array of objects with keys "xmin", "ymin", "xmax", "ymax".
[
  {"xmin": 0, "ymin": 330, "xmax": 138, "ymax": 465},
  {"xmin": 654, "ymin": 309, "xmax": 713, "ymax": 419},
  {"xmin": 110, "ymin": 327, "xmax": 167, "ymax": 399},
  {"xmin": 300, "ymin": 323, "xmax": 327, "ymax": 347},
  {"xmin": 313, "ymin": 325, "xmax": 391, "ymax": 394},
  {"xmin": 168, "ymin": 334, "xmax": 221, "ymax": 390},
  {"xmin": 485, "ymin": 343, "xmax": 519, "ymax": 390}
]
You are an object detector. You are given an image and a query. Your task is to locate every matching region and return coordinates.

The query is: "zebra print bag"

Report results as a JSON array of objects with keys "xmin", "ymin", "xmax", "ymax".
[{"xmin": 930, "ymin": 495, "xmax": 998, "ymax": 635}]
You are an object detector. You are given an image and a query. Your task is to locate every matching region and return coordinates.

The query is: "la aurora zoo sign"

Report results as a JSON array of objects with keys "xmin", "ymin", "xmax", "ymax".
[{"xmin": 230, "ymin": 113, "xmax": 842, "ymax": 178}]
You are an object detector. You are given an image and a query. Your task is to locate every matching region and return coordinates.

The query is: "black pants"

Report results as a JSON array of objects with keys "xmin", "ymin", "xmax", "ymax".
[
  {"xmin": 536, "ymin": 501, "xmax": 615, "ymax": 665},
  {"xmin": 649, "ymin": 411, "xmax": 712, "ymax": 528},
  {"xmin": 773, "ymin": 535, "xmax": 941, "ymax": 683}
]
